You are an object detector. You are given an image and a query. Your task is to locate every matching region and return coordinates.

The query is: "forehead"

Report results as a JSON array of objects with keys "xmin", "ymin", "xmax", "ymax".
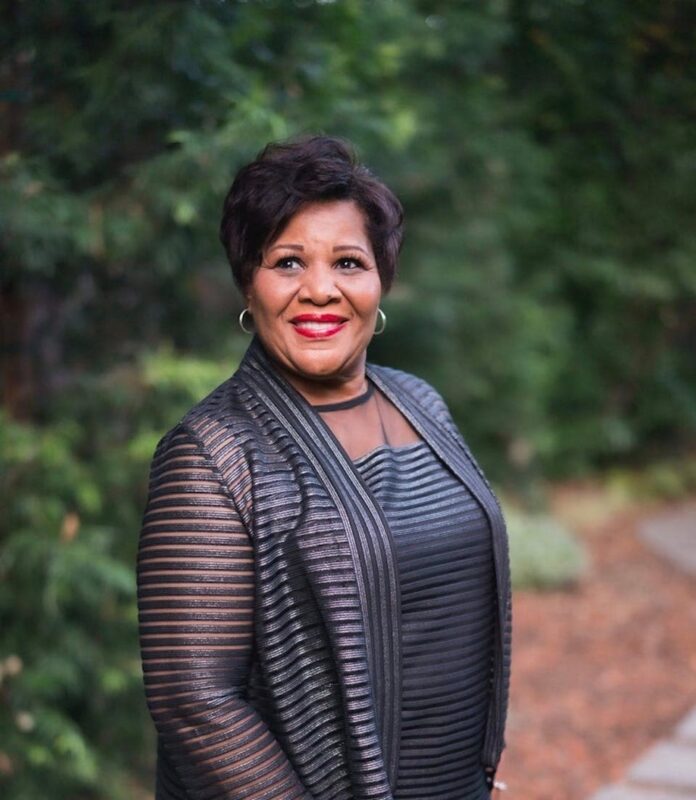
[{"xmin": 272, "ymin": 200, "xmax": 371, "ymax": 246}]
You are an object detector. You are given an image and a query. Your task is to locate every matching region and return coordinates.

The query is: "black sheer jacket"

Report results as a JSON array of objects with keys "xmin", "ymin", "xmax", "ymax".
[{"xmin": 137, "ymin": 334, "xmax": 512, "ymax": 799}]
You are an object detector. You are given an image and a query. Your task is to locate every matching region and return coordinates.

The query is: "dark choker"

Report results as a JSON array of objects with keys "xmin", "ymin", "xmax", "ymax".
[{"xmin": 311, "ymin": 380, "xmax": 375, "ymax": 412}]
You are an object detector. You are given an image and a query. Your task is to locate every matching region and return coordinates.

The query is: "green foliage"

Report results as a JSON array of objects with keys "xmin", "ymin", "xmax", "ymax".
[
  {"xmin": 504, "ymin": 506, "xmax": 590, "ymax": 590},
  {"xmin": 4, "ymin": 0, "xmax": 695, "ymax": 473},
  {"xmin": 0, "ymin": 351, "xmax": 234, "ymax": 798},
  {"xmin": 605, "ymin": 454, "xmax": 696, "ymax": 502},
  {"xmin": 2, "ymin": 0, "xmax": 696, "ymax": 795}
]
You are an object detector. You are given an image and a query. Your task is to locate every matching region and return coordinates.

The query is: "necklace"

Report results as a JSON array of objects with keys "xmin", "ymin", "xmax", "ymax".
[{"xmin": 311, "ymin": 380, "xmax": 375, "ymax": 412}]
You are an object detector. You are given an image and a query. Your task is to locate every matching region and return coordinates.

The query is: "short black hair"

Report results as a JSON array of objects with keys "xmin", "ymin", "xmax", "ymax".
[{"xmin": 219, "ymin": 135, "xmax": 404, "ymax": 293}]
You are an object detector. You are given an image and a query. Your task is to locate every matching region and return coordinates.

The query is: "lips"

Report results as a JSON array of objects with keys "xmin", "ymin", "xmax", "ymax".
[{"xmin": 290, "ymin": 314, "xmax": 348, "ymax": 339}]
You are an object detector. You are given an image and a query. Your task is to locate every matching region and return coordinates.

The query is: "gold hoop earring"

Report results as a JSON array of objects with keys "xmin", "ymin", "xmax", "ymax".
[
  {"xmin": 238, "ymin": 308, "xmax": 254, "ymax": 334},
  {"xmin": 374, "ymin": 307, "xmax": 387, "ymax": 335}
]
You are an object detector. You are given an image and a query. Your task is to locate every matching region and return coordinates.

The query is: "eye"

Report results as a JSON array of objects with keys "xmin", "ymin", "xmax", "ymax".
[
  {"xmin": 335, "ymin": 257, "xmax": 366, "ymax": 271},
  {"xmin": 273, "ymin": 256, "xmax": 302, "ymax": 271}
]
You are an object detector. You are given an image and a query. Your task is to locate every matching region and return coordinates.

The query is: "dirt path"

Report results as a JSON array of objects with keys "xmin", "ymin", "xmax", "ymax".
[{"xmin": 494, "ymin": 489, "xmax": 696, "ymax": 800}]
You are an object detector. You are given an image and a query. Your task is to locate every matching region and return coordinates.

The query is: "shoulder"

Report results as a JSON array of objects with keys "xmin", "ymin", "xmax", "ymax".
[
  {"xmin": 368, "ymin": 362, "xmax": 457, "ymax": 433},
  {"xmin": 150, "ymin": 371, "xmax": 253, "ymax": 473},
  {"xmin": 368, "ymin": 362, "xmax": 442, "ymax": 402},
  {"xmin": 370, "ymin": 362, "xmax": 500, "ymax": 500},
  {"xmin": 148, "ymin": 372, "xmax": 257, "ymax": 520}
]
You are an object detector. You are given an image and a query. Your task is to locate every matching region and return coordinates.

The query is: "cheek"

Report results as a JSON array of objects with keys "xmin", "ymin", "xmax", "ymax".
[
  {"xmin": 355, "ymin": 281, "xmax": 382, "ymax": 314},
  {"xmin": 248, "ymin": 276, "xmax": 286, "ymax": 318}
]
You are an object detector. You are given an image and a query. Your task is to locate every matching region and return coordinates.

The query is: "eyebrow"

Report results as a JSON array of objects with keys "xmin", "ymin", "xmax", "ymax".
[
  {"xmin": 333, "ymin": 245, "xmax": 370, "ymax": 255},
  {"xmin": 267, "ymin": 243, "xmax": 371, "ymax": 255},
  {"xmin": 268, "ymin": 243, "xmax": 304, "ymax": 252}
]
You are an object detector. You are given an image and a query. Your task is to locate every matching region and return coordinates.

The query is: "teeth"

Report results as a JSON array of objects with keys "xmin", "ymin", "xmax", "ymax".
[{"xmin": 295, "ymin": 321, "xmax": 342, "ymax": 330}]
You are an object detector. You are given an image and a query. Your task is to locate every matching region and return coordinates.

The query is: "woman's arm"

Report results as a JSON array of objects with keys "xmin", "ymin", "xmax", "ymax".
[{"xmin": 137, "ymin": 424, "xmax": 310, "ymax": 800}]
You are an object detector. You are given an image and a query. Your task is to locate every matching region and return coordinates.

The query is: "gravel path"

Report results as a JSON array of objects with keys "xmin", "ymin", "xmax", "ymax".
[
  {"xmin": 589, "ymin": 506, "xmax": 696, "ymax": 800},
  {"xmin": 495, "ymin": 491, "xmax": 696, "ymax": 799}
]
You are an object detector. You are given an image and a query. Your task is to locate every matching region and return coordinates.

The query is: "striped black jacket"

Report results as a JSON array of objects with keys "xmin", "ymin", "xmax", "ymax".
[{"xmin": 138, "ymin": 334, "xmax": 511, "ymax": 800}]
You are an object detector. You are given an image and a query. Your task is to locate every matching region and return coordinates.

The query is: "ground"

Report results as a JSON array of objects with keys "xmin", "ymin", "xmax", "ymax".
[{"xmin": 495, "ymin": 488, "xmax": 696, "ymax": 800}]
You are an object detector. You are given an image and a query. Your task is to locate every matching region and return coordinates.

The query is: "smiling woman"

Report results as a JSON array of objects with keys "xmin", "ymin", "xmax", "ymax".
[
  {"xmin": 137, "ymin": 135, "xmax": 512, "ymax": 800},
  {"xmin": 246, "ymin": 200, "xmax": 383, "ymax": 399}
]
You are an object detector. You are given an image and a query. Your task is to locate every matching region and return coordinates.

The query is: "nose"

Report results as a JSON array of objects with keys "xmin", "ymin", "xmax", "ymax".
[{"xmin": 297, "ymin": 263, "xmax": 341, "ymax": 304}]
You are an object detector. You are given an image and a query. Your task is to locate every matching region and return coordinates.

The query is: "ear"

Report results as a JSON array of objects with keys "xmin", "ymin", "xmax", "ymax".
[
  {"xmin": 243, "ymin": 264, "xmax": 260, "ymax": 310},
  {"xmin": 243, "ymin": 285, "xmax": 253, "ymax": 311}
]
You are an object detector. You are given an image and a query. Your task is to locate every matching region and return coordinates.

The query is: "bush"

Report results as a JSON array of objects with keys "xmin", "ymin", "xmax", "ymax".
[
  {"xmin": 504, "ymin": 506, "xmax": 590, "ymax": 591},
  {"xmin": 0, "ymin": 349, "xmax": 234, "ymax": 799}
]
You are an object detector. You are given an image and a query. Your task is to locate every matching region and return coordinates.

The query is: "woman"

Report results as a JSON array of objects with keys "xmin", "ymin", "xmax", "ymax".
[{"xmin": 137, "ymin": 136, "xmax": 511, "ymax": 800}]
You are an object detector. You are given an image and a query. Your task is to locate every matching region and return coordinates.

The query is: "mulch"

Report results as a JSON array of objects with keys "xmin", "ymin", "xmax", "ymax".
[{"xmin": 494, "ymin": 487, "xmax": 696, "ymax": 800}]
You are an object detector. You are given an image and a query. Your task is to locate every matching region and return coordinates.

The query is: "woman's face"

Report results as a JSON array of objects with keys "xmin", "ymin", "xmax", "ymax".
[{"xmin": 245, "ymin": 200, "xmax": 383, "ymax": 386}]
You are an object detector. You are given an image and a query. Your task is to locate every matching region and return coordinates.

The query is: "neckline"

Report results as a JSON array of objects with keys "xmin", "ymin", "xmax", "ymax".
[
  {"xmin": 311, "ymin": 379, "xmax": 375, "ymax": 412},
  {"xmin": 352, "ymin": 439, "xmax": 426, "ymax": 465}
]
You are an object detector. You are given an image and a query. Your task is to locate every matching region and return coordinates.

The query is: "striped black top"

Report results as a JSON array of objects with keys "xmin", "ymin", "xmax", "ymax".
[{"xmin": 353, "ymin": 441, "xmax": 495, "ymax": 800}]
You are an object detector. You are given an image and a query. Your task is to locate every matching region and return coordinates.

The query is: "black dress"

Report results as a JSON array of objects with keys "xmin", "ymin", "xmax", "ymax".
[{"xmin": 353, "ymin": 441, "xmax": 496, "ymax": 800}]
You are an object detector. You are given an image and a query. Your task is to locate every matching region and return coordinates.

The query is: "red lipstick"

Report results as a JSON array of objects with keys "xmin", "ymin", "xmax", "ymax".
[{"xmin": 290, "ymin": 313, "xmax": 347, "ymax": 339}]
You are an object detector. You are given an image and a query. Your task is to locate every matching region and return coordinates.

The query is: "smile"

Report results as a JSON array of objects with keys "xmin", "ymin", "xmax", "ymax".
[{"xmin": 290, "ymin": 314, "xmax": 348, "ymax": 339}]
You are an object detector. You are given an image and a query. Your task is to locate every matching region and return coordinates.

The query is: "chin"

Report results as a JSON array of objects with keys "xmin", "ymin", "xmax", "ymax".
[
  {"xmin": 291, "ymin": 351, "xmax": 355, "ymax": 380},
  {"xmin": 297, "ymin": 359, "xmax": 344, "ymax": 379}
]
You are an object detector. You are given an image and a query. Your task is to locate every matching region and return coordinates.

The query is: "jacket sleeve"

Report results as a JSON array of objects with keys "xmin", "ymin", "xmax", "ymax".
[{"xmin": 137, "ymin": 423, "xmax": 311, "ymax": 800}]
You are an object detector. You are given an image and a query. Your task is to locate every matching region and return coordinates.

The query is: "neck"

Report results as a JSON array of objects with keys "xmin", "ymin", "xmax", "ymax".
[
  {"xmin": 262, "ymin": 350, "xmax": 369, "ymax": 407},
  {"xmin": 275, "ymin": 362, "xmax": 369, "ymax": 407}
]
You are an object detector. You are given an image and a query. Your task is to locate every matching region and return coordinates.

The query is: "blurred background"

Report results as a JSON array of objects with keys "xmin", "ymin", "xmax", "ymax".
[{"xmin": 2, "ymin": 1, "xmax": 696, "ymax": 798}]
